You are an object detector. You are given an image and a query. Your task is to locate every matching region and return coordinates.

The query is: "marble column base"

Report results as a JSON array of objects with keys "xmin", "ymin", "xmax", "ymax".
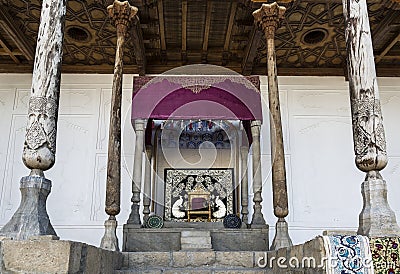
[
  {"xmin": 270, "ymin": 218, "xmax": 292, "ymax": 250},
  {"xmin": 250, "ymin": 205, "xmax": 267, "ymax": 228},
  {"xmin": 126, "ymin": 203, "xmax": 141, "ymax": 226},
  {"xmin": 100, "ymin": 218, "xmax": 119, "ymax": 251},
  {"xmin": 241, "ymin": 218, "xmax": 249, "ymax": 229},
  {"xmin": 358, "ymin": 176, "xmax": 400, "ymax": 237},
  {"xmin": 0, "ymin": 175, "xmax": 56, "ymax": 240}
]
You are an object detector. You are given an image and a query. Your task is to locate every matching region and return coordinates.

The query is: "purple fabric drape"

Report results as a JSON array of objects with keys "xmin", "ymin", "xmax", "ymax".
[{"xmin": 131, "ymin": 76, "xmax": 263, "ymax": 122}]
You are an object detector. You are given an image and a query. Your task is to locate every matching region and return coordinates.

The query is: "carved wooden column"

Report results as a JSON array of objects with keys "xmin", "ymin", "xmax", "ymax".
[
  {"xmin": 100, "ymin": 0, "xmax": 137, "ymax": 251},
  {"xmin": 250, "ymin": 120, "xmax": 266, "ymax": 227},
  {"xmin": 0, "ymin": 0, "xmax": 66, "ymax": 240},
  {"xmin": 342, "ymin": 0, "xmax": 400, "ymax": 236},
  {"xmin": 253, "ymin": 2, "xmax": 292, "ymax": 249},
  {"xmin": 240, "ymin": 145, "xmax": 249, "ymax": 227},
  {"xmin": 143, "ymin": 145, "xmax": 153, "ymax": 222},
  {"xmin": 127, "ymin": 119, "xmax": 145, "ymax": 226}
]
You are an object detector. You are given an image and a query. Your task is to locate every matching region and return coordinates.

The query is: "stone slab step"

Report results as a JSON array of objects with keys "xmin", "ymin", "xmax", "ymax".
[
  {"xmin": 181, "ymin": 236, "xmax": 212, "ymax": 245},
  {"xmin": 122, "ymin": 251, "xmax": 266, "ymax": 269},
  {"xmin": 116, "ymin": 267, "xmax": 272, "ymax": 274},
  {"xmin": 181, "ymin": 230, "xmax": 211, "ymax": 237},
  {"xmin": 181, "ymin": 230, "xmax": 213, "ymax": 250}
]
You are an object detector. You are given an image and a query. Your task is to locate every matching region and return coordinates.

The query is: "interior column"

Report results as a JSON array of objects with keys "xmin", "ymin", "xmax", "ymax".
[
  {"xmin": 342, "ymin": 0, "xmax": 400, "ymax": 236},
  {"xmin": 127, "ymin": 119, "xmax": 146, "ymax": 226},
  {"xmin": 240, "ymin": 145, "xmax": 249, "ymax": 227},
  {"xmin": 250, "ymin": 120, "xmax": 266, "ymax": 227},
  {"xmin": 143, "ymin": 145, "xmax": 153, "ymax": 222}
]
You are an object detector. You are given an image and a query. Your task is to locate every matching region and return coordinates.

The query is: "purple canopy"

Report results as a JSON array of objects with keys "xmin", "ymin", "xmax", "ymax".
[{"xmin": 131, "ymin": 76, "xmax": 263, "ymax": 122}]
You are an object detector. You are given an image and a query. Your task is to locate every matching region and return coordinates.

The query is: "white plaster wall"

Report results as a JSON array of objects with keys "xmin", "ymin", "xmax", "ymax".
[{"xmin": 0, "ymin": 74, "xmax": 399, "ymax": 248}]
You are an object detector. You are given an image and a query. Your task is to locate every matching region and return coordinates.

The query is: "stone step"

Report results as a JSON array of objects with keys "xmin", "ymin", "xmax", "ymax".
[
  {"xmin": 181, "ymin": 236, "xmax": 212, "ymax": 245},
  {"xmin": 116, "ymin": 267, "xmax": 272, "ymax": 274},
  {"xmin": 180, "ymin": 230, "xmax": 213, "ymax": 250},
  {"xmin": 122, "ymin": 251, "xmax": 265, "ymax": 269},
  {"xmin": 181, "ymin": 230, "xmax": 211, "ymax": 237}
]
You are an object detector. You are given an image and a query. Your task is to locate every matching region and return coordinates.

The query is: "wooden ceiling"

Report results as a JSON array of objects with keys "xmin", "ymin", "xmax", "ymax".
[{"xmin": 0, "ymin": 0, "xmax": 399, "ymax": 76}]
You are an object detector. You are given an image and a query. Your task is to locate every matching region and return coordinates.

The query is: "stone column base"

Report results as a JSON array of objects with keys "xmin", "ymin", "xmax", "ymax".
[
  {"xmin": 127, "ymin": 203, "xmax": 141, "ymax": 225},
  {"xmin": 100, "ymin": 218, "xmax": 119, "ymax": 251},
  {"xmin": 0, "ymin": 175, "xmax": 56, "ymax": 240},
  {"xmin": 250, "ymin": 206, "xmax": 267, "ymax": 228},
  {"xmin": 270, "ymin": 218, "xmax": 292, "ymax": 250},
  {"xmin": 358, "ymin": 176, "xmax": 400, "ymax": 237}
]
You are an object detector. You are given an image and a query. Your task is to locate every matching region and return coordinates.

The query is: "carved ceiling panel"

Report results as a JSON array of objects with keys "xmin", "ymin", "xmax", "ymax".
[
  {"xmin": 254, "ymin": 2, "xmax": 396, "ymax": 72},
  {"xmin": 2, "ymin": 0, "xmax": 138, "ymax": 69},
  {"xmin": 0, "ymin": 0, "xmax": 398, "ymax": 76}
]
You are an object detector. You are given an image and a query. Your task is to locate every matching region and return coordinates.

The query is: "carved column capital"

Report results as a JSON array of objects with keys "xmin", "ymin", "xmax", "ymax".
[
  {"xmin": 134, "ymin": 119, "xmax": 146, "ymax": 132},
  {"xmin": 250, "ymin": 120, "xmax": 262, "ymax": 138},
  {"xmin": 253, "ymin": 2, "xmax": 286, "ymax": 39},
  {"xmin": 107, "ymin": 1, "xmax": 138, "ymax": 36}
]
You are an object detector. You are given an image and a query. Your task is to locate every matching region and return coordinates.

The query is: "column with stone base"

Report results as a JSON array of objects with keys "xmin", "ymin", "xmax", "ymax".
[
  {"xmin": 126, "ymin": 119, "xmax": 145, "ymax": 226},
  {"xmin": 250, "ymin": 120, "xmax": 266, "ymax": 227},
  {"xmin": 253, "ymin": 2, "xmax": 292, "ymax": 249},
  {"xmin": 143, "ymin": 145, "xmax": 153, "ymax": 223},
  {"xmin": 240, "ymin": 145, "xmax": 249, "ymax": 227},
  {"xmin": 100, "ymin": 0, "xmax": 137, "ymax": 251},
  {"xmin": 0, "ymin": 0, "xmax": 66, "ymax": 240},
  {"xmin": 342, "ymin": 0, "xmax": 400, "ymax": 237}
]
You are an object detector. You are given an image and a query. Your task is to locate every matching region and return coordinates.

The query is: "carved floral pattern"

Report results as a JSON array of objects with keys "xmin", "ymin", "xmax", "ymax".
[
  {"xmin": 323, "ymin": 235, "xmax": 373, "ymax": 273},
  {"xmin": 25, "ymin": 121, "xmax": 46, "ymax": 150},
  {"xmin": 25, "ymin": 96, "xmax": 59, "ymax": 154}
]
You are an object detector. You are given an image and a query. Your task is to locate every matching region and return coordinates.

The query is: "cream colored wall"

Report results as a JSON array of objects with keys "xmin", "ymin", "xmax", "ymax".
[
  {"xmin": 255, "ymin": 76, "xmax": 400, "ymax": 242},
  {"xmin": 0, "ymin": 74, "xmax": 136, "ymax": 247},
  {"xmin": 0, "ymin": 74, "xmax": 399, "ymax": 249}
]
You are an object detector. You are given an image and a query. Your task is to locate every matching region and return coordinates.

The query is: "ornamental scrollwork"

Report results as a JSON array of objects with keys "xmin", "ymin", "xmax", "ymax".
[{"xmin": 140, "ymin": 76, "xmax": 260, "ymax": 94}]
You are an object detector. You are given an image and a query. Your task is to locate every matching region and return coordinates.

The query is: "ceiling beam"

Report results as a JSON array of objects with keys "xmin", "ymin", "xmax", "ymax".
[
  {"xmin": 260, "ymin": 0, "xmax": 380, "ymax": 2},
  {"xmin": 0, "ymin": 8, "xmax": 34, "ymax": 61},
  {"xmin": 131, "ymin": 16, "xmax": 146, "ymax": 76},
  {"xmin": 0, "ymin": 36, "xmax": 20, "ymax": 64},
  {"xmin": 0, "ymin": 63, "xmax": 398, "ymax": 77},
  {"xmin": 0, "ymin": 49, "xmax": 23, "ymax": 56},
  {"xmin": 381, "ymin": 56, "xmax": 400, "ymax": 60},
  {"xmin": 372, "ymin": 10, "xmax": 400, "ymax": 47},
  {"xmin": 157, "ymin": 0, "xmax": 167, "ymax": 62},
  {"xmin": 222, "ymin": 1, "xmax": 237, "ymax": 66},
  {"xmin": 202, "ymin": 0, "xmax": 213, "ymax": 63},
  {"xmin": 181, "ymin": 0, "xmax": 188, "ymax": 64},
  {"xmin": 241, "ymin": 26, "xmax": 263, "ymax": 75},
  {"xmin": 375, "ymin": 33, "xmax": 400, "ymax": 63}
]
